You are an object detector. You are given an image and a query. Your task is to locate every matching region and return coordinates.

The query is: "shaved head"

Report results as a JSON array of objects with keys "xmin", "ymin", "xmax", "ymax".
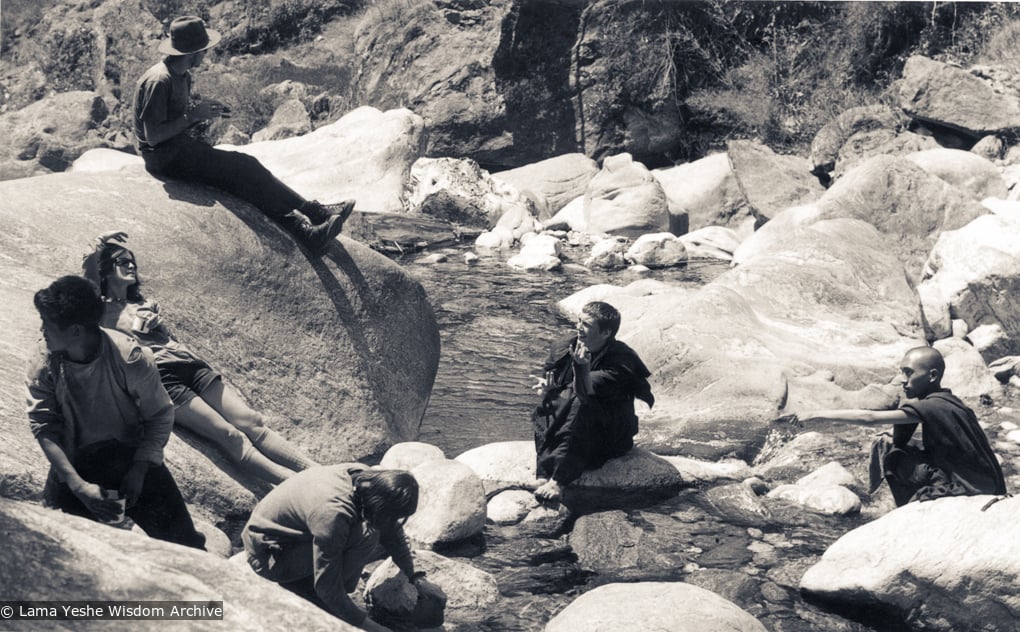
[{"xmin": 899, "ymin": 346, "xmax": 944, "ymax": 398}]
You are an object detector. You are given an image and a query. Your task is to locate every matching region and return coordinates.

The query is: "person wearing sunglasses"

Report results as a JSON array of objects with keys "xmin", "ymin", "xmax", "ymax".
[
  {"xmin": 242, "ymin": 465, "xmax": 422, "ymax": 631},
  {"xmin": 82, "ymin": 231, "xmax": 317, "ymax": 485}
]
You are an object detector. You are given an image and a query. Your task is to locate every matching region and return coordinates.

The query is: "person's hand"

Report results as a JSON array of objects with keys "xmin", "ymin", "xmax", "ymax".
[
  {"xmin": 570, "ymin": 340, "xmax": 591, "ymax": 368},
  {"xmin": 120, "ymin": 462, "xmax": 149, "ymax": 508},
  {"xmin": 529, "ymin": 374, "xmax": 548, "ymax": 392},
  {"xmin": 189, "ymin": 100, "xmax": 232, "ymax": 122},
  {"xmin": 69, "ymin": 480, "xmax": 122, "ymax": 522},
  {"xmin": 94, "ymin": 231, "xmax": 128, "ymax": 247},
  {"xmin": 771, "ymin": 413, "xmax": 803, "ymax": 430}
]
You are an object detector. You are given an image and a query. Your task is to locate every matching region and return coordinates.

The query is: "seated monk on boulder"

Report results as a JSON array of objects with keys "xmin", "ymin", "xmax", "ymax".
[
  {"xmin": 790, "ymin": 346, "xmax": 1006, "ymax": 506},
  {"xmin": 532, "ymin": 301, "xmax": 654, "ymax": 502}
]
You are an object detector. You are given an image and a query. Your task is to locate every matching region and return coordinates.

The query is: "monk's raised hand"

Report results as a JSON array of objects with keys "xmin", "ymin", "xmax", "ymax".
[
  {"xmin": 771, "ymin": 413, "xmax": 802, "ymax": 429},
  {"xmin": 571, "ymin": 341, "xmax": 591, "ymax": 367},
  {"xmin": 529, "ymin": 374, "xmax": 547, "ymax": 392}
]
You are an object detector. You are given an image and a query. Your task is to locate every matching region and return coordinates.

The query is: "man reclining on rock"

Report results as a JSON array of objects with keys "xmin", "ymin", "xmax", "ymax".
[
  {"xmin": 532, "ymin": 301, "xmax": 654, "ymax": 502},
  {"xmin": 787, "ymin": 346, "xmax": 1006, "ymax": 506},
  {"xmin": 25, "ymin": 275, "xmax": 205, "ymax": 549},
  {"xmin": 242, "ymin": 464, "xmax": 425, "ymax": 632},
  {"xmin": 135, "ymin": 16, "xmax": 354, "ymax": 256}
]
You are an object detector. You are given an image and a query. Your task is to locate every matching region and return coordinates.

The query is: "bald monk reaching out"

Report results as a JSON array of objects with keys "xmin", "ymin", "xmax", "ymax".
[{"xmin": 788, "ymin": 346, "xmax": 1006, "ymax": 506}]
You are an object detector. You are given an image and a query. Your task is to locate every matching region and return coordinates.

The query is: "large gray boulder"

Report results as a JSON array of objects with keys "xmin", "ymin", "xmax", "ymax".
[
  {"xmin": 404, "ymin": 460, "xmax": 486, "ymax": 548},
  {"xmin": 896, "ymin": 55, "xmax": 1020, "ymax": 139},
  {"xmin": 905, "ymin": 148, "xmax": 1008, "ymax": 200},
  {"xmin": 0, "ymin": 498, "xmax": 356, "ymax": 630},
  {"xmin": 0, "ymin": 170, "xmax": 439, "ymax": 522},
  {"xmin": 652, "ymin": 153, "xmax": 749, "ymax": 234},
  {"xmin": 920, "ymin": 211, "xmax": 1020, "ymax": 361},
  {"xmin": 545, "ymin": 582, "xmax": 768, "ymax": 632},
  {"xmin": 726, "ymin": 139, "xmax": 824, "ymax": 221},
  {"xmin": 583, "ymin": 153, "xmax": 670, "ymax": 238},
  {"xmin": 801, "ymin": 495, "xmax": 1020, "ymax": 632},
  {"xmin": 809, "ymin": 104, "xmax": 903, "ymax": 177},
  {"xmin": 491, "ymin": 153, "xmax": 599, "ymax": 219},
  {"xmin": 584, "ymin": 218, "xmax": 923, "ymax": 458},
  {"xmin": 365, "ymin": 550, "xmax": 499, "ymax": 619}
]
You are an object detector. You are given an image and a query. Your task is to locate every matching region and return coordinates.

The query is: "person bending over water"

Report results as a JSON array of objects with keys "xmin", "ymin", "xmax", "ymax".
[
  {"xmin": 531, "ymin": 301, "xmax": 654, "ymax": 502},
  {"xmin": 134, "ymin": 15, "xmax": 354, "ymax": 257},
  {"xmin": 83, "ymin": 232, "xmax": 317, "ymax": 485},
  {"xmin": 787, "ymin": 346, "xmax": 1006, "ymax": 506}
]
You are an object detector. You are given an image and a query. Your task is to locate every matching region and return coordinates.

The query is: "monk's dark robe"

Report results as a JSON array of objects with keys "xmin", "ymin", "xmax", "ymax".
[
  {"xmin": 869, "ymin": 389, "xmax": 1006, "ymax": 506},
  {"xmin": 533, "ymin": 333, "xmax": 654, "ymax": 486}
]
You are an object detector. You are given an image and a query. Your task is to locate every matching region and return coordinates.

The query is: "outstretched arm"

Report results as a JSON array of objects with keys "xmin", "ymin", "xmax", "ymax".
[{"xmin": 800, "ymin": 408, "xmax": 918, "ymax": 426}]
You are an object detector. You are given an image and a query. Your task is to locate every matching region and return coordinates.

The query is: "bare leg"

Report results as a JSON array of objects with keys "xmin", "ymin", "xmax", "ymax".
[
  {"xmin": 175, "ymin": 395, "xmax": 294, "ymax": 485},
  {"xmin": 199, "ymin": 380, "xmax": 318, "ymax": 471}
]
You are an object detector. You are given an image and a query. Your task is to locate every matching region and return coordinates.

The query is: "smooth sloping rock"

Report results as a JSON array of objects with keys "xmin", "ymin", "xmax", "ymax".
[
  {"xmin": 807, "ymin": 155, "xmax": 987, "ymax": 280},
  {"xmin": 658, "ymin": 456, "xmax": 752, "ymax": 485},
  {"xmin": 492, "ymin": 154, "xmax": 599, "ymax": 218},
  {"xmin": 801, "ymin": 495, "xmax": 1020, "ymax": 632},
  {"xmin": 920, "ymin": 212, "xmax": 1020, "ymax": 361},
  {"xmin": 545, "ymin": 582, "xmax": 768, "ymax": 632},
  {"xmin": 407, "ymin": 157, "xmax": 534, "ymax": 227},
  {"xmin": 583, "ymin": 153, "xmax": 670, "ymax": 237},
  {"xmin": 0, "ymin": 170, "xmax": 439, "ymax": 522},
  {"xmin": 69, "ymin": 148, "xmax": 144, "ymax": 173},
  {"xmin": 726, "ymin": 139, "xmax": 824, "ymax": 221},
  {"xmin": 0, "ymin": 498, "xmax": 356, "ymax": 630},
  {"xmin": 897, "ymin": 55, "xmax": 1020, "ymax": 138},
  {"xmin": 222, "ymin": 106, "xmax": 425, "ymax": 213},
  {"xmin": 624, "ymin": 232, "xmax": 686, "ymax": 268},
  {"xmin": 379, "ymin": 442, "xmax": 447, "ymax": 471},
  {"xmin": 905, "ymin": 148, "xmax": 1008, "ymax": 200},
  {"xmin": 404, "ymin": 460, "xmax": 486, "ymax": 547}
]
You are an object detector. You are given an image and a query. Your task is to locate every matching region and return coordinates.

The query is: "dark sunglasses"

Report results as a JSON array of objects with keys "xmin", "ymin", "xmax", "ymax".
[{"xmin": 113, "ymin": 258, "xmax": 136, "ymax": 268}]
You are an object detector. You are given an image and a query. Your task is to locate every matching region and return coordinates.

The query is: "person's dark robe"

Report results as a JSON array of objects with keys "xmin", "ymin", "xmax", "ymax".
[
  {"xmin": 869, "ymin": 389, "xmax": 1006, "ymax": 506},
  {"xmin": 533, "ymin": 334, "xmax": 654, "ymax": 486}
]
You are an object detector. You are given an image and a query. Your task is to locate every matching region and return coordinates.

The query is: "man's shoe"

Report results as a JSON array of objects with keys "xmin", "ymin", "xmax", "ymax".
[
  {"xmin": 301, "ymin": 199, "xmax": 356, "ymax": 228},
  {"xmin": 281, "ymin": 211, "xmax": 344, "ymax": 257}
]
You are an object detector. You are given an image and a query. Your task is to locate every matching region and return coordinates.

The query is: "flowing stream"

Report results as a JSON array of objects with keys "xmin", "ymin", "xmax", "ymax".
[{"xmin": 396, "ymin": 242, "xmax": 913, "ymax": 632}]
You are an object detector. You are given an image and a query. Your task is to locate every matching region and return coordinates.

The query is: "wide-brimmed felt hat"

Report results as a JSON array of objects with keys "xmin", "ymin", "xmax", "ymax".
[{"xmin": 158, "ymin": 16, "xmax": 221, "ymax": 56}]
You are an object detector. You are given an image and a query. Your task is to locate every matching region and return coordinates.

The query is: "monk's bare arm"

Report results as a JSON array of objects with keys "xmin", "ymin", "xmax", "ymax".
[{"xmin": 800, "ymin": 409, "xmax": 918, "ymax": 426}]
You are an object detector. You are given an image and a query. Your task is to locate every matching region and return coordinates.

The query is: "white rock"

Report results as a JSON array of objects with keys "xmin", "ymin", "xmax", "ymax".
[
  {"xmin": 906, "ymin": 148, "xmax": 1008, "ymax": 200},
  {"xmin": 507, "ymin": 252, "xmax": 562, "ymax": 271},
  {"xmin": 404, "ymin": 460, "xmax": 486, "ymax": 547},
  {"xmin": 934, "ymin": 337, "xmax": 1003, "ymax": 400},
  {"xmin": 69, "ymin": 148, "xmax": 144, "ymax": 173},
  {"xmin": 475, "ymin": 226, "xmax": 515, "ymax": 249},
  {"xmin": 455, "ymin": 441, "xmax": 537, "ymax": 496},
  {"xmin": 795, "ymin": 461, "xmax": 859, "ymax": 488},
  {"xmin": 492, "ymin": 153, "xmax": 599, "ymax": 217},
  {"xmin": 678, "ymin": 226, "xmax": 742, "ymax": 261},
  {"xmin": 379, "ymin": 442, "xmax": 446, "ymax": 470},
  {"xmin": 584, "ymin": 153, "xmax": 670, "ymax": 237},
  {"xmin": 463, "ymin": 251, "xmax": 480, "ymax": 264},
  {"xmin": 625, "ymin": 232, "xmax": 687, "ymax": 268},
  {"xmin": 486, "ymin": 490, "xmax": 539, "ymax": 525},
  {"xmin": 584, "ymin": 236, "xmax": 630, "ymax": 269},
  {"xmin": 652, "ymin": 152, "xmax": 748, "ymax": 232},
  {"xmin": 544, "ymin": 195, "xmax": 585, "ymax": 231},
  {"xmin": 657, "ymin": 456, "xmax": 752, "ymax": 485},
  {"xmin": 767, "ymin": 484, "xmax": 862, "ymax": 515}
]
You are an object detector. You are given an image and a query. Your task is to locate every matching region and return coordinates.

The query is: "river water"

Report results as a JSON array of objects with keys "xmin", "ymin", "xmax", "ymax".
[{"xmin": 395, "ymin": 242, "xmax": 906, "ymax": 632}]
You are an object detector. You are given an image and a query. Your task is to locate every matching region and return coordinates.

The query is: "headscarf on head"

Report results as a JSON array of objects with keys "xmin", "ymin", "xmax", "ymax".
[{"xmin": 81, "ymin": 231, "xmax": 134, "ymax": 298}]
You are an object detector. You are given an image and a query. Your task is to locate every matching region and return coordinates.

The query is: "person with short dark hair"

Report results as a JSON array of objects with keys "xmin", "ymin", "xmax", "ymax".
[
  {"xmin": 134, "ymin": 15, "xmax": 354, "ymax": 256},
  {"xmin": 791, "ymin": 346, "xmax": 1007, "ymax": 506},
  {"xmin": 26, "ymin": 275, "xmax": 205, "ymax": 549},
  {"xmin": 83, "ymin": 232, "xmax": 317, "ymax": 485},
  {"xmin": 242, "ymin": 464, "xmax": 422, "ymax": 631},
  {"xmin": 532, "ymin": 301, "xmax": 654, "ymax": 502}
]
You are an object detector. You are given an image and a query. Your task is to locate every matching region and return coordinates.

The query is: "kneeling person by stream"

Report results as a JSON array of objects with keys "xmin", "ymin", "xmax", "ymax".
[
  {"xmin": 242, "ymin": 465, "xmax": 425, "ymax": 632},
  {"xmin": 532, "ymin": 301, "xmax": 654, "ymax": 502},
  {"xmin": 789, "ymin": 346, "xmax": 1006, "ymax": 506}
]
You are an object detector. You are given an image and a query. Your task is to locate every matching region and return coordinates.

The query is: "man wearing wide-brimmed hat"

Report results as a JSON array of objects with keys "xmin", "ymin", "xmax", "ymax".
[{"xmin": 133, "ymin": 16, "xmax": 354, "ymax": 257}]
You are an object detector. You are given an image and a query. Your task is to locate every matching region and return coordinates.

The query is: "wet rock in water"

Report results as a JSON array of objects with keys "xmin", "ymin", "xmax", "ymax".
[
  {"xmin": 566, "ymin": 449, "xmax": 686, "ymax": 510},
  {"xmin": 801, "ymin": 495, "xmax": 1020, "ymax": 632},
  {"xmin": 405, "ymin": 460, "xmax": 486, "ymax": 548},
  {"xmin": 767, "ymin": 484, "xmax": 862, "ymax": 516},
  {"xmin": 491, "ymin": 153, "xmax": 599, "ymax": 219},
  {"xmin": 905, "ymin": 148, "xmax": 1008, "ymax": 200},
  {"xmin": 658, "ymin": 456, "xmax": 752, "ymax": 486},
  {"xmin": 584, "ymin": 236, "xmax": 631, "ymax": 269},
  {"xmin": 678, "ymin": 226, "xmax": 742, "ymax": 262},
  {"xmin": 0, "ymin": 498, "xmax": 357, "ymax": 629},
  {"xmin": 366, "ymin": 550, "xmax": 499, "ymax": 619},
  {"xmin": 920, "ymin": 212, "xmax": 1020, "ymax": 362},
  {"xmin": 702, "ymin": 483, "xmax": 773, "ymax": 527},
  {"xmin": 380, "ymin": 441, "xmax": 447, "ymax": 470},
  {"xmin": 487, "ymin": 489, "xmax": 539, "ymax": 525},
  {"xmin": 795, "ymin": 462, "xmax": 859, "ymax": 489},
  {"xmin": 407, "ymin": 156, "xmax": 535, "ymax": 227},
  {"xmin": 508, "ymin": 234, "xmax": 563, "ymax": 271},
  {"xmin": 545, "ymin": 582, "xmax": 768, "ymax": 632},
  {"xmin": 583, "ymin": 153, "xmax": 670, "ymax": 238},
  {"xmin": 475, "ymin": 225, "xmax": 515, "ymax": 249},
  {"xmin": 569, "ymin": 510, "xmax": 687, "ymax": 579},
  {"xmin": 624, "ymin": 232, "xmax": 687, "ymax": 268},
  {"xmin": 687, "ymin": 568, "xmax": 762, "ymax": 606},
  {"xmin": 521, "ymin": 501, "xmax": 572, "ymax": 535},
  {"xmin": 754, "ymin": 432, "xmax": 860, "ymax": 483}
]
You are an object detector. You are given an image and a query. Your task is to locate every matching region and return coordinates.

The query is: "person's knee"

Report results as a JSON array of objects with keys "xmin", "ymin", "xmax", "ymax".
[
  {"xmin": 214, "ymin": 425, "xmax": 250, "ymax": 462},
  {"xmin": 233, "ymin": 410, "xmax": 267, "ymax": 435}
]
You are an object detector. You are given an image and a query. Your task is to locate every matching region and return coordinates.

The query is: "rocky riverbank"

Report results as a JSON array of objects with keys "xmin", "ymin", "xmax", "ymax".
[{"xmin": 4, "ymin": 46, "xmax": 1020, "ymax": 631}]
